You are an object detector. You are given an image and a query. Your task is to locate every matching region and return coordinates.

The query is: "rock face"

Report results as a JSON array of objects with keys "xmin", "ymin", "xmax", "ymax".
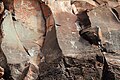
[{"xmin": 0, "ymin": 0, "xmax": 120, "ymax": 80}]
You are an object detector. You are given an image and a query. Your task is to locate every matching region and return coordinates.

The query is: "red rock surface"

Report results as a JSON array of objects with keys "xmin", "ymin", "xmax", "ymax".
[{"xmin": 0, "ymin": 0, "xmax": 120, "ymax": 80}]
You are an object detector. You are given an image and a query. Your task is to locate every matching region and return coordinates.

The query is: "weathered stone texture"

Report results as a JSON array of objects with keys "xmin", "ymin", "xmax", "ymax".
[{"xmin": 0, "ymin": 0, "xmax": 120, "ymax": 80}]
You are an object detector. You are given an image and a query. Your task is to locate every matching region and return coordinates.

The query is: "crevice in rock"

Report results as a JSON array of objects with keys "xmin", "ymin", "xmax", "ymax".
[
  {"xmin": 18, "ymin": 64, "xmax": 30, "ymax": 80},
  {"xmin": 102, "ymin": 57, "xmax": 115, "ymax": 80},
  {"xmin": 76, "ymin": 11, "xmax": 91, "ymax": 29},
  {"xmin": 74, "ymin": 10, "xmax": 103, "ymax": 48},
  {"xmin": 39, "ymin": 1, "xmax": 47, "ymax": 37},
  {"xmin": 110, "ymin": 8, "xmax": 120, "ymax": 22},
  {"xmin": 62, "ymin": 57, "xmax": 75, "ymax": 80},
  {"xmin": 93, "ymin": 0, "xmax": 101, "ymax": 5}
]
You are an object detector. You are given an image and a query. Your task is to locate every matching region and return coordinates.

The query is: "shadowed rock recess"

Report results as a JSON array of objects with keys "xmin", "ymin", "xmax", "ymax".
[{"xmin": 0, "ymin": 0, "xmax": 120, "ymax": 80}]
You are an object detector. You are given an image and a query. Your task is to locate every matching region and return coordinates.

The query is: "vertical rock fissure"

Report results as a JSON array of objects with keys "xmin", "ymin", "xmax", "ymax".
[
  {"xmin": 110, "ymin": 8, "xmax": 120, "ymax": 22},
  {"xmin": 39, "ymin": 1, "xmax": 47, "ymax": 37}
]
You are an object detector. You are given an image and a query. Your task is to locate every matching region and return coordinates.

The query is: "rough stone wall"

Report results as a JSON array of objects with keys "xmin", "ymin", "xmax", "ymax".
[{"xmin": 0, "ymin": 0, "xmax": 120, "ymax": 80}]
